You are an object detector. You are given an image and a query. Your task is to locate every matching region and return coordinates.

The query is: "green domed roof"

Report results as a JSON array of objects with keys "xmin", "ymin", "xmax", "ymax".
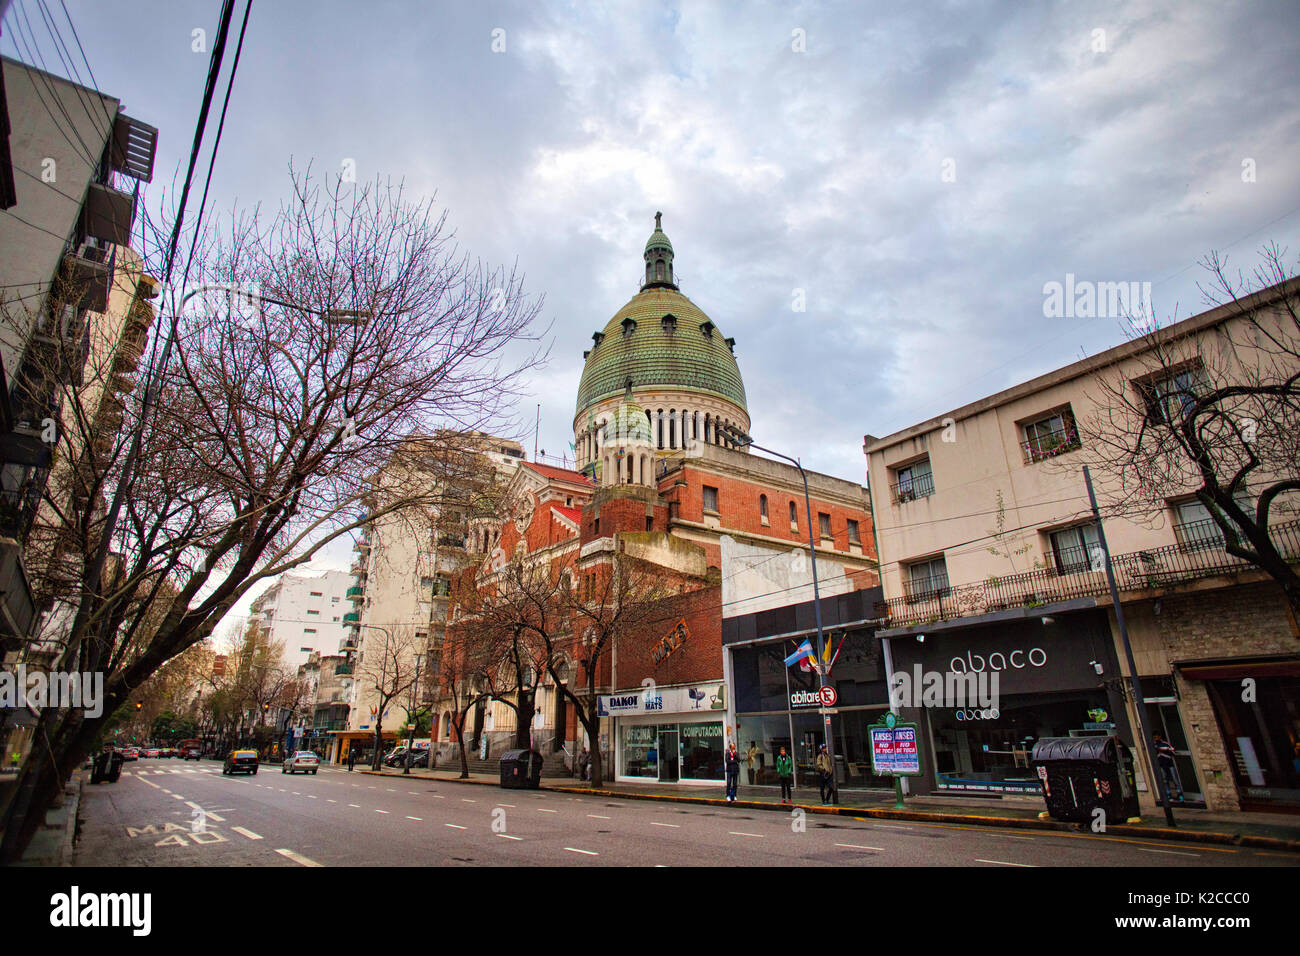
[
  {"xmin": 576, "ymin": 287, "xmax": 747, "ymax": 415},
  {"xmin": 645, "ymin": 229, "xmax": 673, "ymax": 254},
  {"xmin": 604, "ymin": 400, "xmax": 653, "ymax": 445}
]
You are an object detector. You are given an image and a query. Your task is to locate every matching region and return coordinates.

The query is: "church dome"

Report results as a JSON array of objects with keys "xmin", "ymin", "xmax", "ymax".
[
  {"xmin": 602, "ymin": 400, "xmax": 653, "ymax": 446},
  {"xmin": 575, "ymin": 214, "xmax": 747, "ymax": 417}
]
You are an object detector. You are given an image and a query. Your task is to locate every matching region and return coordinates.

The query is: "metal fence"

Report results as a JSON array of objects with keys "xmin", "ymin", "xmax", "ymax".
[{"xmin": 877, "ymin": 518, "xmax": 1300, "ymax": 628}]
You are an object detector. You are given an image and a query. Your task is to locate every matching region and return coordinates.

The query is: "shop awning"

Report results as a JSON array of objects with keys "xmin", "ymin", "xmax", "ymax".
[{"xmin": 1175, "ymin": 657, "xmax": 1300, "ymax": 680}]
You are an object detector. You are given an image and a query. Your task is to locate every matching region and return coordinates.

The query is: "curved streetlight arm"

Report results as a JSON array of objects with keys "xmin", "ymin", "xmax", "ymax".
[{"xmin": 718, "ymin": 425, "xmax": 836, "ymax": 802}]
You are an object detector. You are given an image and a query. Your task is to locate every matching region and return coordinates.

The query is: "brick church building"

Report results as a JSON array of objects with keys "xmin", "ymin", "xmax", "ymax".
[{"xmin": 441, "ymin": 215, "xmax": 878, "ymax": 786}]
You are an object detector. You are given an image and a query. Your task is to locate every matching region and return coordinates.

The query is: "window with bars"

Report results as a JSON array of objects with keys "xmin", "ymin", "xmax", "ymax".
[
  {"xmin": 1021, "ymin": 406, "xmax": 1080, "ymax": 463},
  {"xmin": 906, "ymin": 556, "xmax": 949, "ymax": 599},
  {"xmin": 891, "ymin": 458, "xmax": 934, "ymax": 503},
  {"xmin": 1049, "ymin": 523, "xmax": 1103, "ymax": 573}
]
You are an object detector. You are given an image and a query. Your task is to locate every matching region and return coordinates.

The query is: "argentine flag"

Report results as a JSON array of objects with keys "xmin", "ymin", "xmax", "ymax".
[{"xmin": 783, "ymin": 640, "xmax": 814, "ymax": 668}]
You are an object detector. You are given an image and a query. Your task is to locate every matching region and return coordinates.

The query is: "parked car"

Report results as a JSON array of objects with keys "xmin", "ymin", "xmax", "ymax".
[
  {"xmin": 182, "ymin": 746, "xmax": 201, "ymax": 760},
  {"xmin": 408, "ymin": 749, "xmax": 430, "ymax": 768},
  {"xmin": 282, "ymin": 751, "xmax": 319, "ymax": 775},
  {"xmin": 222, "ymin": 749, "xmax": 259, "ymax": 775}
]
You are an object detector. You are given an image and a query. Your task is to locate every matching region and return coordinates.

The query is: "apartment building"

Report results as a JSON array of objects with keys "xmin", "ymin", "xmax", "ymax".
[
  {"xmin": 864, "ymin": 278, "xmax": 1300, "ymax": 812},
  {"xmin": 248, "ymin": 570, "xmax": 353, "ymax": 669}
]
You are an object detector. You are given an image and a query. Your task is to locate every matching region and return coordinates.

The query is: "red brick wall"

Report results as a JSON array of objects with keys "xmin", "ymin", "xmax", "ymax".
[{"xmin": 607, "ymin": 585, "xmax": 723, "ymax": 692}]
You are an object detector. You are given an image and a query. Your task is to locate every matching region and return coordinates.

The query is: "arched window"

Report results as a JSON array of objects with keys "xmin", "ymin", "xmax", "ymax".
[
  {"xmin": 656, "ymin": 259, "xmax": 665, "ymax": 280},
  {"xmin": 760, "ymin": 494, "xmax": 768, "ymax": 519}
]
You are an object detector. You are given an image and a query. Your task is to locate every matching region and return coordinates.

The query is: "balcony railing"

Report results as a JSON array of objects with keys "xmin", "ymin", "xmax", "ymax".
[
  {"xmin": 1021, "ymin": 426, "xmax": 1081, "ymax": 464},
  {"xmin": 890, "ymin": 471, "xmax": 935, "ymax": 504},
  {"xmin": 877, "ymin": 518, "xmax": 1300, "ymax": 628},
  {"xmin": 342, "ymin": 611, "xmax": 360, "ymax": 625},
  {"xmin": 346, "ymin": 585, "xmax": 364, "ymax": 601}
]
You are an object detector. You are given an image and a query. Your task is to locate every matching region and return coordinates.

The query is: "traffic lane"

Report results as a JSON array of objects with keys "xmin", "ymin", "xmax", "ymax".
[{"xmin": 93, "ymin": 764, "xmax": 1300, "ymax": 867}]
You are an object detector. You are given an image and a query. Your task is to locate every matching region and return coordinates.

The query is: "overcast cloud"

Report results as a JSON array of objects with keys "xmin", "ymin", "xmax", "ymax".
[{"xmin": 6, "ymin": 0, "xmax": 1299, "ymax": 632}]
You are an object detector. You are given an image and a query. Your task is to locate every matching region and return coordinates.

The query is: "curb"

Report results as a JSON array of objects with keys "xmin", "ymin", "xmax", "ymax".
[{"xmin": 357, "ymin": 768, "xmax": 1300, "ymax": 853}]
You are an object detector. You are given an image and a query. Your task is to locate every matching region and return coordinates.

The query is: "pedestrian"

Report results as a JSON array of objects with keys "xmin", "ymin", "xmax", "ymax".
[
  {"xmin": 1152, "ymin": 734, "xmax": 1183, "ymax": 801},
  {"xmin": 724, "ymin": 742, "xmax": 741, "ymax": 802},
  {"xmin": 776, "ymin": 746, "xmax": 794, "ymax": 804},
  {"xmin": 816, "ymin": 744, "xmax": 836, "ymax": 804},
  {"xmin": 347, "ymin": 747, "xmax": 355, "ymax": 772},
  {"xmin": 746, "ymin": 740, "xmax": 759, "ymax": 786},
  {"xmin": 578, "ymin": 745, "xmax": 590, "ymax": 781}
]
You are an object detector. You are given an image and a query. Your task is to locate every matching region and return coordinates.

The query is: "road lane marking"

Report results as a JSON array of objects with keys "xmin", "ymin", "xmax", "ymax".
[
  {"xmin": 327, "ymin": 799, "xmax": 337, "ymax": 803},
  {"xmin": 874, "ymin": 824, "xmax": 913, "ymax": 830},
  {"xmin": 565, "ymin": 847, "xmax": 597, "ymax": 856},
  {"xmin": 184, "ymin": 802, "xmax": 225, "ymax": 822},
  {"xmin": 445, "ymin": 824, "xmax": 466, "ymax": 829},
  {"xmin": 498, "ymin": 834, "xmax": 523, "ymax": 840},
  {"xmin": 406, "ymin": 816, "xmax": 422, "ymax": 821},
  {"xmin": 537, "ymin": 808, "xmax": 557, "ymax": 813},
  {"xmin": 159, "ymin": 788, "xmax": 171, "ymax": 794},
  {"xmin": 348, "ymin": 804, "xmax": 361, "ymax": 808},
  {"xmin": 587, "ymin": 814, "xmax": 611, "ymax": 819},
  {"xmin": 496, "ymin": 803, "xmax": 514, "ymax": 808},
  {"xmin": 835, "ymin": 843, "xmax": 885, "ymax": 851},
  {"xmin": 650, "ymin": 822, "xmax": 679, "ymax": 828},
  {"xmin": 170, "ymin": 794, "xmax": 184, "ymax": 800},
  {"xmin": 729, "ymin": 831, "xmax": 763, "ymax": 838},
  {"xmin": 431, "ymin": 795, "xmax": 445, "ymax": 800},
  {"xmin": 375, "ymin": 810, "xmax": 390, "ymax": 814},
  {"xmin": 275, "ymin": 848, "xmax": 322, "ymax": 867},
  {"xmin": 308, "ymin": 795, "xmax": 317, "ymax": 799},
  {"xmin": 1139, "ymin": 847, "xmax": 1200, "ymax": 858},
  {"xmin": 976, "ymin": 859, "xmax": 1036, "ymax": 867},
  {"xmin": 232, "ymin": 827, "xmax": 262, "ymax": 840},
  {"xmin": 461, "ymin": 799, "xmax": 477, "ymax": 803},
  {"xmin": 386, "ymin": 789, "xmax": 396, "ymax": 792}
]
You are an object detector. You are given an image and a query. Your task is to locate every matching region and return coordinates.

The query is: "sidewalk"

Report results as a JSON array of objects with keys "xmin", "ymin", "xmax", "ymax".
[
  {"xmin": 8, "ymin": 769, "xmax": 84, "ymax": 866},
  {"xmin": 355, "ymin": 765, "xmax": 1300, "ymax": 852}
]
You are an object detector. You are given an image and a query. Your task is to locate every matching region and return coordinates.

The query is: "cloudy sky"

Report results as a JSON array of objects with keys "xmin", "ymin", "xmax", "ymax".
[{"xmin": 6, "ymin": 0, "xmax": 1300, "ymax": 633}]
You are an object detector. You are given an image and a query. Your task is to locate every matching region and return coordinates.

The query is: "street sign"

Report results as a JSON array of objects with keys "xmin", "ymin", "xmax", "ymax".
[{"xmin": 818, "ymin": 686, "xmax": 837, "ymax": 707}]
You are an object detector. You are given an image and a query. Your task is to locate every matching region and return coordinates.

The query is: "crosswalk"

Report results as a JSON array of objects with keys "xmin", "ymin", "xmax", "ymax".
[{"xmin": 124, "ymin": 767, "xmax": 220, "ymax": 775}]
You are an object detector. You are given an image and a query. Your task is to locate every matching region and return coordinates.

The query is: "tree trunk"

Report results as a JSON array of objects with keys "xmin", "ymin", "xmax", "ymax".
[
  {"xmin": 514, "ymin": 690, "xmax": 534, "ymax": 749},
  {"xmin": 453, "ymin": 717, "xmax": 469, "ymax": 779},
  {"xmin": 0, "ymin": 707, "xmax": 98, "ymax": 863},
  {"xmin": 371, "ymin": 715, "xmax": 384, "ymax": 771}
]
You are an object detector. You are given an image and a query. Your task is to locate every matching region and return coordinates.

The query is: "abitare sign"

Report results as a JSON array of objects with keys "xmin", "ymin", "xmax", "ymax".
[{"xmin": 869, "ymin": 713, "xmax": 922, "ymax": 777}]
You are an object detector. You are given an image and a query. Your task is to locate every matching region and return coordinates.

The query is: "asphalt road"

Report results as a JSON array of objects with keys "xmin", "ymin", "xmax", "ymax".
[{"xmin": 72, "ymin": 759, "xmax": 1300, "ymax": 867}]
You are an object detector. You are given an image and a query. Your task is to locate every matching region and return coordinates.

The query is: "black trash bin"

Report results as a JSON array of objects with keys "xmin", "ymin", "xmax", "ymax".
[
  {"xmin": 500, "ymin": 749, "xmax": 543, "ymax": 789},
  {"xmin": 1031, "ymin": 735, "xmax": 1139, "ymax": 824},
  {"xmin": 90, "ymin": 749, "xmax": 124, "ymax": 784}
]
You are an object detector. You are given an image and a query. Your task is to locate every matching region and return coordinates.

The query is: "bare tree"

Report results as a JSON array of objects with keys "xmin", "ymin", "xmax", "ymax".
[
  {"xmin": 356, "ymin": 626, "xmax": 425, "ymax": 771},
  {"xmin": 1077, "ymin": 245, "xmax": 1300, "ymax": 614},
  {"xmin": 0, "ymin": 166, "xmax": 546, "ymax": 861},
  {"xmin": 436, "ymin": 618, "xmax": 491, "ymax": 779}
]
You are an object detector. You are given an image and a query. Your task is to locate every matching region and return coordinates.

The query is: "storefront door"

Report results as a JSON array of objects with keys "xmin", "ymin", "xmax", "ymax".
[
  {"xmin": 1144, "ymin": 700, "xmax": 1203, "ymax": 803},
  {"xmin": 658, "ymin": 730, "xmax": 679, "ymax": 783}
]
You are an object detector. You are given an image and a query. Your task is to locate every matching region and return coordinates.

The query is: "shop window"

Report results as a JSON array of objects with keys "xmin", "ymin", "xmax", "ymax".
[
  {"xmin": 1048, "ymin": 524, "xmax": 1102, "ymax": 573},
  {"xmin": 905, "ymin": 556, "xmax": 949, "ymax": 599}
]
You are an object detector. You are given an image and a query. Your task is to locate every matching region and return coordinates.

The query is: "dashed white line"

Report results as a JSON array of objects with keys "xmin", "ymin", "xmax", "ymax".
[
  {"xmin": 274, "ymin": 848, "xmax": 322, "ymax": 867},
  {"xmin": 348, "ymin": 804, "xmax": 361, "ymax": 808},
  {"xmin": 406, "ymin": 816, "xmax": 422, "ymax": 821},
  {"xmin": 976, "ymin": 859, "xmax": 1036, "ymax": 867},
  {"xmin": 649, "ymin": 822, "xmax": 679, "ymax": 828},
  {"xmin": 496, "ymin": 803, "xmax": 514, "ymax": 808},
  {"xmin": 375, "ymin": 809, "xmax": 390, "ymax": 814},
  {"xmin": 461, "ymin": 799, "xmax": 477, "ymax": 803},
  {"xmin": 231, "ymin": 827, "xmax": 262, "ymax": 840},
  {"xmin": 327, "ymin": 799, "xmax": 337, "ymax": 803},
  {"xmin": 565, "ymin": 847, "xmax": 598, "ymax": 856},
  {"xmin": 835, "ymin": 843, "xmax": 885, "ymax": 851},
  {"xmin": 729, "ymin": 831, "xmax": 763, "ymax": 838},
  {"xmin": 1139, "ymin": 848, "xmax": 1201, "ymax": 858},
  {"xmin": 587, "ymin": 814, "xmax": 611, "ymax": 819},
  {"xmin": 445, "ymin": 824, "xmax": 466, "ymax": 830},
  {"xmin": 498, "ymin": 834, "xmax": 523, "ymax": 841},
  {"xmin": 537, "ymin": 808, "xmax": 557, "ymax": 813}
]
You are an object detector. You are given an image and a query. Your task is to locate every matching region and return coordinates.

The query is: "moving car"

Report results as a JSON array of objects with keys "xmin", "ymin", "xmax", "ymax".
[
  {"xmin": 144, "ymin": 748, "xmax": 162, "ymax": 758},
  {"xmin": 222, "ymin": 749, "xmax": 259, "ymax": 775},
  {"xmin": 282, "ymin": 751, "xmax": 319, "ymax": 774},
  {"xmin": 120, "ymin": 747, "xmax": 139, "ymax": 761}
]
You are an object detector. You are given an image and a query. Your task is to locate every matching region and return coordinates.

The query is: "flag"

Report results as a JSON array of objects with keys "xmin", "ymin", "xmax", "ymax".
[{"xmin": 784, "ymin": 640, "xmax": 814, "ymax": 668}]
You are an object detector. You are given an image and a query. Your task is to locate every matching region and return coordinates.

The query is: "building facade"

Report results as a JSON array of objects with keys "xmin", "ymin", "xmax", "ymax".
[
  {"xmin": 864, "ymin": 278, "xmax": 1300, "ymax": 811},
  {"xmin": 248, "ymin": 570, "xmax": 353, "ymax": 670}
]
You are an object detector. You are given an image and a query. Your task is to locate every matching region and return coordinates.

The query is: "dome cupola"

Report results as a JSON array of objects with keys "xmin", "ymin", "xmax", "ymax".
[{"xmin": 643, "ymin": 211, "xmax": 676, "ymax": 290}]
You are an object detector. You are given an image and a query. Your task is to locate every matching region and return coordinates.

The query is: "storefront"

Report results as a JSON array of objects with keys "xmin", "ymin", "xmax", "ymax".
[
  {"xmin": 884, "ymin": 609, "xmax": 1129, "ymax": 795},
  {"xmin": 1177, "ymin": 657, "xmax": 1300, "ymax": 811},
  {"xmin": 723, "ymin": 587, "xmax": 894, "ymax": 790},
  {"xmin": 600, "ymin": 682, "xmax": 728, "ymax": 785}
]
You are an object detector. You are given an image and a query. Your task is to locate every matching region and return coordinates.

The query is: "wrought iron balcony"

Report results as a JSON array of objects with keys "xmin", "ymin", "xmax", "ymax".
[
  {"xmin": 889, "ymin": 470, "xmax": 935, "ymax": 504},
  {"xmin": 876, "ymin": 518, "xmax": 1300, "ymax": 628},
  {"xmin": 1021, "ymin": 426, "xmax": 1081, "ymax": 464}
]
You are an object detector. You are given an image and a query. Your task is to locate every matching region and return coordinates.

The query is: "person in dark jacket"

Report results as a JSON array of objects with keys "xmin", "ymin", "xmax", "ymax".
[
  {"xmin": 1153, "ymin": 734, "xmax": 1183, "ymax": 800},
  {"xmin": 776, "ymin": 746, "xmax": 794, "ymax": 804},
  {"xmin": 724, "ymin": 742, "xmax": 741, "ymax": 802},
  {"xmin": 347, "ymin": 747, "xmax": 356, "ymax": 772}
]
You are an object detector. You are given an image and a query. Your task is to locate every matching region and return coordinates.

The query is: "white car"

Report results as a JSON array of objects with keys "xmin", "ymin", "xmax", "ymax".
[{"xmin": 282, "ymin": 751, "xmax": 320, "ymax": 774}]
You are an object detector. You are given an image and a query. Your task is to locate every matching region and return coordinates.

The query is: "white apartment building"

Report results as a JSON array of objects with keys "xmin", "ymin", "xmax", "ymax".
[{"xmin": 248, "ymin": 570, "xmax": 354, "ymax": 669}]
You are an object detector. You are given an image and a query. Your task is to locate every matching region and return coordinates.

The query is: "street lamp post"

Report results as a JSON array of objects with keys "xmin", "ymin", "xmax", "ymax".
[{"xmin": 721, "ymin": 425, "xmax": 837, "ymax": 804}]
